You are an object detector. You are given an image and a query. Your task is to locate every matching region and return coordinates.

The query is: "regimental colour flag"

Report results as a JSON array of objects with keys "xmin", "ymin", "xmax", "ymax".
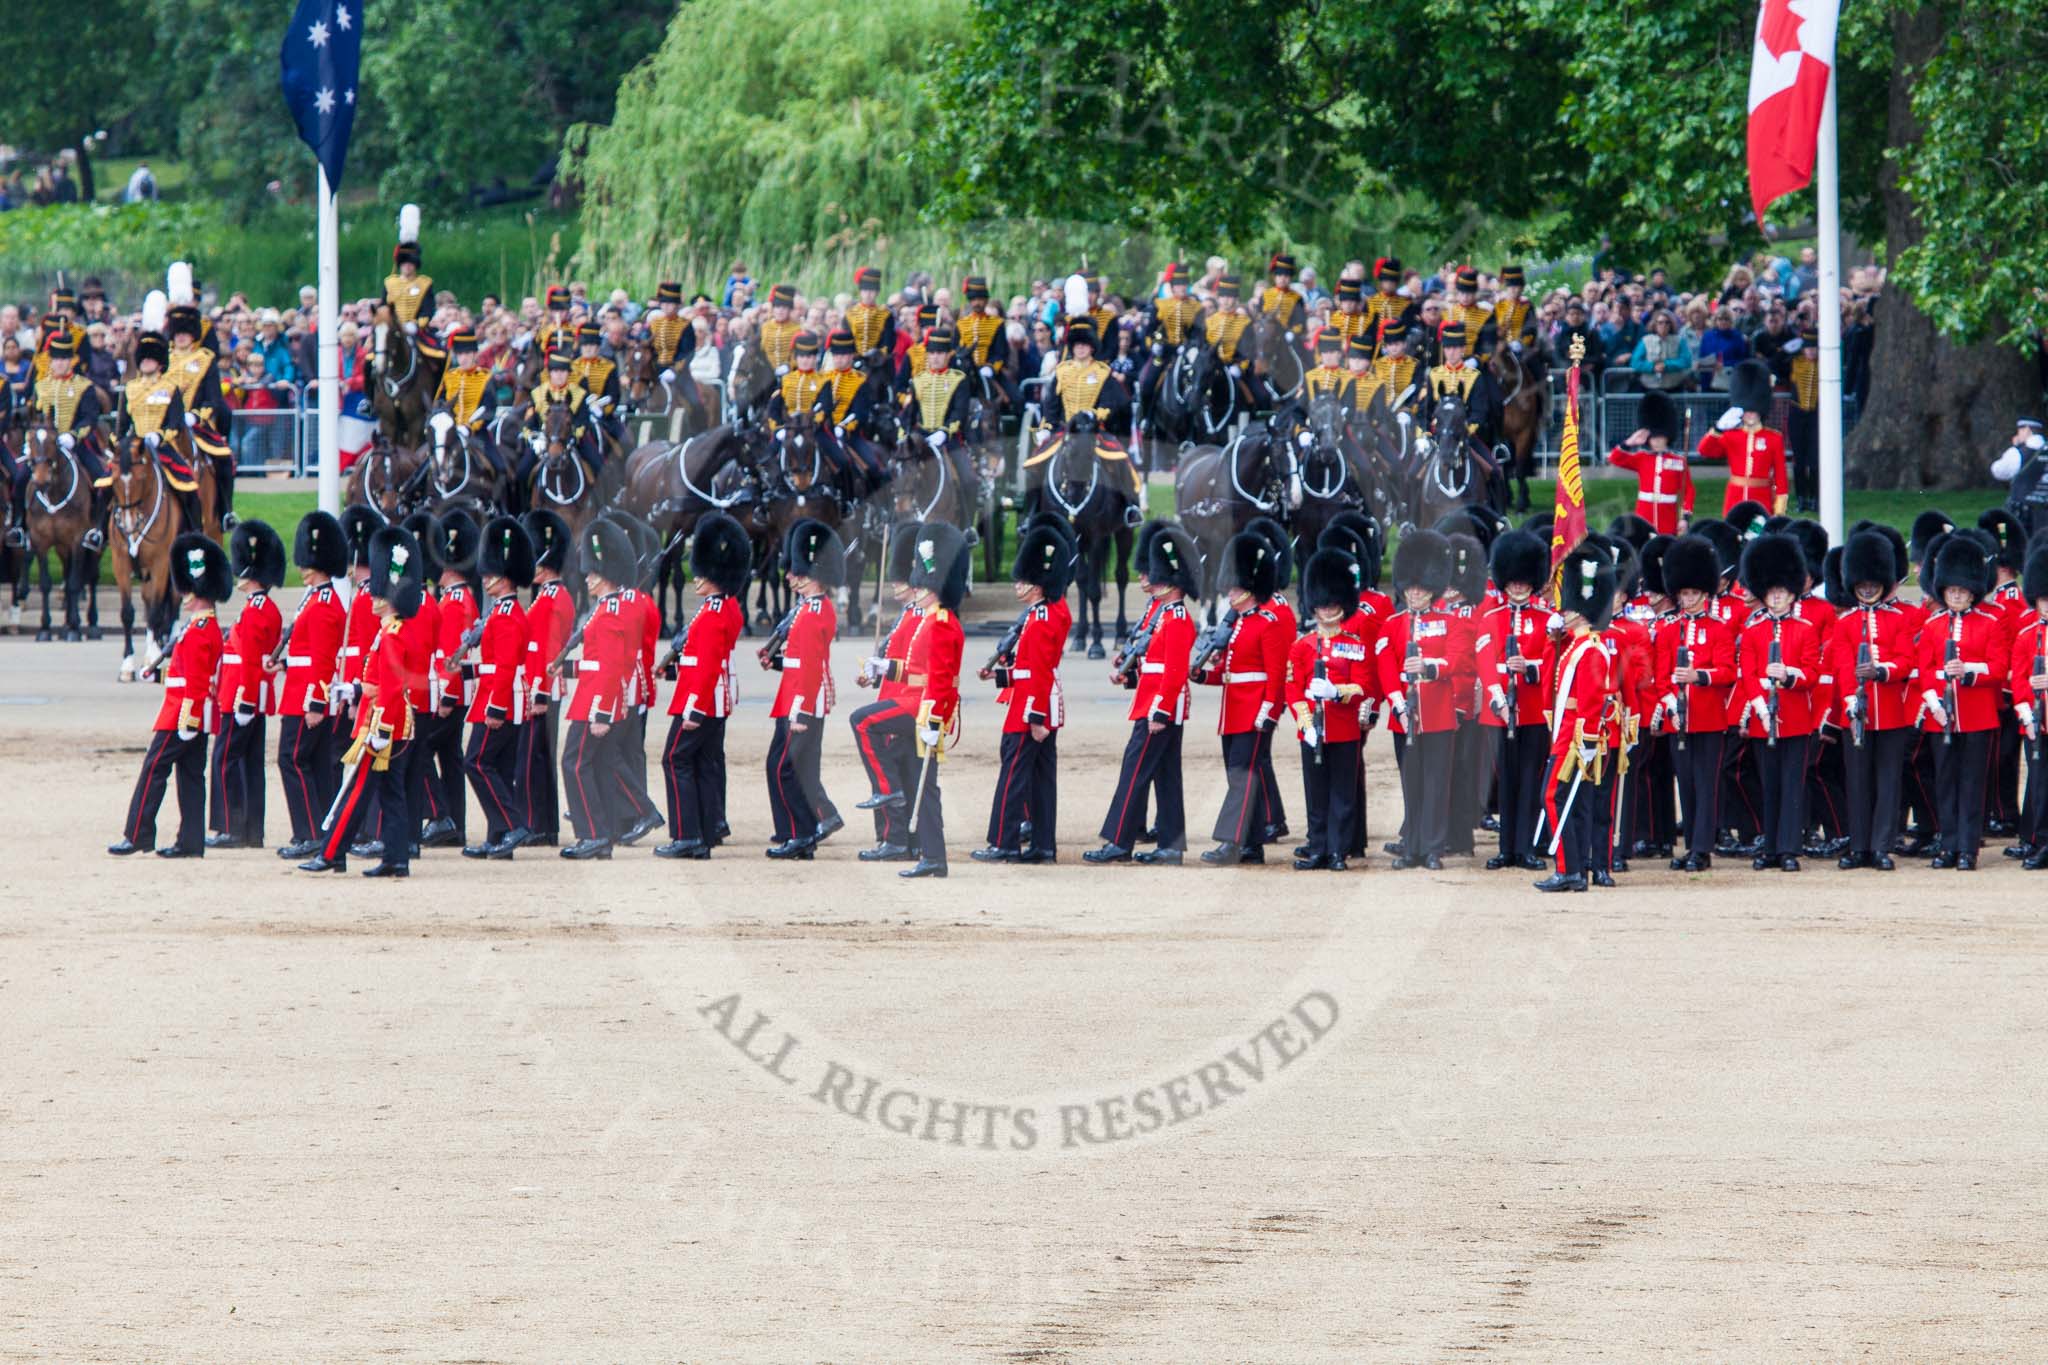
[
  {"xmin": 280, "ymin": 0, "xmax": 363, "ymax": 190},
  {"xmin": 1550, "ymin": 344, "xmax": 1588, "ymax": 583},
  {"xmin": 1746, "ymin": 0, "xmax": 1840, "ymax": 224}
]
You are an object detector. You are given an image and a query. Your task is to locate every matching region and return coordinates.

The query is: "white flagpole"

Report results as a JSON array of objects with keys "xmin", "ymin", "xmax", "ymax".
[
  {"xmin": 1816, "ymin": 70, "xmax": 1844, "ymax": 542},
  {"xmin": 317, "ymin": 165, "xmax": 341, "ymax": 517}
]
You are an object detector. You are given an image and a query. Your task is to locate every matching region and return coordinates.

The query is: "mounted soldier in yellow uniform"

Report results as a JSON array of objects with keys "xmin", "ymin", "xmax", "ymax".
[
  {"xmin": 570, "ymin": 323, "xmax": 623, "ymax": 465},
  {"xmin": 519, "ymin": 349, "xmax": 597, "ymax": 488},
  {"xmin": 956, "ymin": 275, "xmax": 1013, "ymax": 412},
  {"xmin": 844, "ymin": 267, "xmax": 897, "ymax": 376},
  {"xmin": 26, "ymin": 332, "xmax": 115, "ymax": 549},
  {"xmin": 758, "ymin": 283, "xmax": 803, "ymax": 376},
  {"xmin": 1024, "ymin": 317, "xmax": 1140, "ymax": 501},
  {"xmin": 111, "ymin": 304, "xmax": 207, "ymax": 538},
  {"xmin": 433, "ymin": 328, "xmax": 508, "ymax": 476},
  {"xmin": 164, "ymin": 267, "xmax": 237, "ymax": 527},
  {"xmin": 382, "ymin": 204, "xmax": 443, "ymax": 362}
]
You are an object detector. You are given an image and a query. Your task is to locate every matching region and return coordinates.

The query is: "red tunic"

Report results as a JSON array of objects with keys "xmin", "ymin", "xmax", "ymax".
[
  {"xmin": 668, "ymin": 593, "xmax": 744, "ymax": 719},
  {"xmin": 999, "ymin": 598, "xmax": 1070, "ymax": 732},
  {"xmin": 524, "ymin": 580, "xmax": 575, "ymax": 704},
  {"xmin": 279, "ymin": 581, "xmax": 346, "ymax": 718},
  {"xmin": 470, "ymin": 594, "xmax": 530, "ymax": 724},
  {"xmin": 216, "ymin": 590, "xmax": 282, "ymax": 720},
  {"xmin": 1602, "ymin": 613, "xmax": 1656, "ymax": 743},
  {"xmin": 1653, "ymin": 605, "xmax": 1738, "ymax": 734},
  {"xmin": 351, "ymin": 620, "xmax": 423, "ymax": 746},
  {"xmin": 338, "ymin": 579, "xmax": 378, "ymax": 687},
  {"xmin": 567, "ymin": 593, "xmax": 634, "ymax": 724},
  {"xmin": 432, "ymin": 581, "xmax": 480, "ymax": 713},
  {"xmin": 153, "ymin": 612, "xmax": 224, "ymax": 734},
  {"xmin": 1916, "ymin": 606, "xmax": 2011, "ymax": 734},
  {"xmin": 1374, "ymin": 607, "xmax": 1472, "ymax": 736},
  {"xmin": 1698, "ymin": 426, "xmax": 1788, "ymax": 515},
  {"xmin": 1196, "ymin": 606, "xmax": 1286, "ymax": 734},
  {"xmin": 1476, "ymin": 599, "xmax": 1555, "ymax": 730},
  {"xmin": 1606, "ymin": 444, "xmax": 1695, "ymax": 534},
  {"xmin": 619, "ymin": 586, "xmax": 660, "ymax": 710},
  {"xmin": 398, "ymin": 596, "xmax": 440, "ymax": 713},
  {"xmin": 913, "ymin": 606, "xmax": 966, "ymax": 728},
  {"xmin": 771, "ymin": 594, "xmax": 838, "ymax": 718},
  {"xmin": 877, "ymin": 602, "xmax": 923, "ymax": 704},
  {"xmin": 2010, "ymin": 615, "xmax": 2048, "ymax": 724},
  {"xmin": 1733, "ymin": 609, "xmax": 1823, "ymax": 739},
  {"xmin": 1824, "ymin": 600, "xmax": 1919, "ymax": 731},
  {"xmin": 1284, "ymin": 628, "xmax": 1370, "ymax": 743},
  {"xmin": 1547, "ymin": 630, "xmax": 1611, "ymax": 756},
  {"xmin": 1131, "ymin": 598, "xmax": 1196, "ymax": 724}
]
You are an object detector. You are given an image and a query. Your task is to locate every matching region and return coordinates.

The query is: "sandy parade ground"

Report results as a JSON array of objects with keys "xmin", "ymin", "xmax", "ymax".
[{"xmin": 4, "ymin": 598, "xmax": 2047, "ymax": 1362}]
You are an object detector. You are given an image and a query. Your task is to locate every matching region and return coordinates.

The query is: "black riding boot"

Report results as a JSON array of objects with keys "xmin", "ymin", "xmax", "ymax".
[
  {"xmin": 84, "ymin": 486, "xmax": 110, "ymax": 551},
  {"xmin": 212, "ymin": 456, "xmax": 237, "ymax": 528},
  {"xmin": 9, "ymin": 480, "xmax": 32, "ymax": 548}
]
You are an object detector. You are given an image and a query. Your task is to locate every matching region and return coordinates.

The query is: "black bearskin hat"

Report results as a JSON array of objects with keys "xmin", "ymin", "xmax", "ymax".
[
  {"xmin": 1640, "ymin": 534, "xmax": 1675, "ymax": 598},
  {"xmin": 2024, "ymin": 543, "xmax": 2048, "ymax": 606},
  {"xmin": 1132, "ymin": 519, "xmax": 1167, "ymax": 584},
  {"xmin": 525, "ymin": 510, "xmax": 572, "ymax": 574},
  {"xmin": 910, "ymin": 521, "xmax": 971, "ymax": 611},
  {"xmin": 1391, "ymin": 529, "xmax": 1453, "ymax": 597},
  {"xmin": 1608, "ymin": 537, "xmax": 1641, "ymax": 599},
  {"xmin": 1726, "ymin": 500, "xmax": 1772, "ymax": 541},
  {"xmin": 170, "ymin": 532, "xmax": 232, "ymax": 603},
  {"xmin": 434, "ymin": 510, "xmax": 482, "ymax": 577},
  {"xmin": 691, "ymin": 512, "xmax": 751, "ymax": 595},
  {"xmin": 293, "ymin": 510, "xmax": 349, "ymax": 579},
  {"xmin": 401, "ymin": 511, "xmax": 440, "ymax": 576},
  {"xmin": 1013, "ymin": 522, "xmax": 1074, "ymax": 597},
  {"xmin": 1979, "ymin": 507, "xmax": 2026, "ymax": 571},
  {"xmin": 1843, "ymin": 529, "xmax": 1900, "ymax": 594},
  {"xmin": 785, "ymin": 517, "xmax": 847, "ymax": 590},
  {"xmin": 1909, "ymin": 509, "xmax": 1955, "ymax": 564},
  {"xmin": 1220, "ymin": 531, "xmax": 1281, "ymax": 601},
  {"xmin": 1662, "ymin": 534, "xmax": 1723, "ymax": 598},
  {"xmin": 1321, "ymin": 510, "xmax": 1382, "ymax": 589},
  {"xmin": 1638, "ymin": 389, "xmax": 1680, "ymax": 444},
  {"xmin": 1147, "ymin": 525, "xmax": 1202, "ymax": 598},
  {"xmin": 1932, "ymin": 533, "xmax": 1993, "ymax": 602},
  {"xmin": 1740, "ymin": 532, "xmax": 1808, "ymax": 601},
  {"xmin": 1555, "ymin": 545, "xmax": 1617, "ymax": 630},
  {"xmin": 1784, "ymin": 518, "xmax": 1828, "ymax": 583},
  {"xmin": 886, "ymin": 521, "xmax": 923, "ymax": 583},
  {"xmin": 1691, "ymin": 518, "xmax": 1742, "ymax": 580},
  {"xmin": 1821, "ymin": 546, "xmax": 1851, "ymax": 609},
  {"xmin": 366, "ymin": 525, "xmax": 426, "ymax": 619},
  {"xmin": 229, "ymin": 519, "xmax": 286, "ymax": 590},
  {"xmin": 340, "ymin": 504, "xmax": 385, "ymax": 570},
  {"xmin": 1607, "ymin": 512, "xmax": 1655, "ymax": 554},
  {"xmin": 1244, "ymin": 515, "xmax": 1295, "ymax": 589},
  {"xmin": 1489, "ymin": 529, "xmax": 1548, "ymax": 594},
  {"xmin": 480, "ymin": 516, "xmax": 536, "ymax": 589},
  {"xmin": 1446, "ymin": 532, "xmax": 1487, "ymax": 604},
  {"xmin": 1301, "ymin": 547, "xmax": 1358, "ymax": 615},
  {"xmin": 1851, "ymin": 518, "xmax": 1910, "ymax": 582},
  {"xmin": 1727, "ymin": 358, "xmax": 1773, "ymax": 415},
  {"xmin": 578, "ymin": 517, "xmax": 636, "ymax": 589}
]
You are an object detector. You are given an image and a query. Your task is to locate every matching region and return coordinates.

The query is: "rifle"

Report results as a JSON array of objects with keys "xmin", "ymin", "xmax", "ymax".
[
  {"xmin": 653, "ymin": 622, "xmax": 690, "ymax": 679},
  {"xmin": 2034, "ymin": 628, "xmax": 2047, "ymax": 765},
  {"xmin": 1404, "ymin": 610, "xmax": 1424, "ymax": 732},
  {"xmin": 440, "ymin": 612, "xmax": 488, "ymax": 680},
  {"xmin": 1109, "ymin": 620, "xmax": 1156, "ymax": 686},
  {"xmin": 1765, "ymin": 622, "xmax": 1782, "ymax": 747},
  {"xmin": 546, "ymin": 600, "xmax": 602, "ymax": 679},
  {"xmin": 1673, "ymin": 634, "xmax": 1691, "ymax": 751},
  {"xmin": 264, "ymin": 616, "xmax": 297, "ymax": 671},
  {"xmin": 1503, "ymin": 607, "xmax": 1522, "ymax": 740},
  {"xmin": 1943, "ymin": 614, "xmax": 1961, "ymax": 746},
  {"xmin": 1189, "ymin": 609, "xmax": 1239, "ymax": 677},
  {"xmin": 1310, "ymin": 650, "xmax": 1328, "ymax": 766},
  {"xmin": 981, "ymin": 607, "xmax": 1030, "ymax": 683},
  {"xmin": 1852, "ymin": 611, "xmax": 1872, "ymax": 748},
  {"xmin": 756, "ymin": 603, "xmax": 800, "ymax": 671}
]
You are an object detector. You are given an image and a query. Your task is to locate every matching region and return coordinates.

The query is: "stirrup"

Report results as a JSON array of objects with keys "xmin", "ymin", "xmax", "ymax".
[
  {"xmin": 5, "ymin": 525, "xmax": 29, "ymax": 549},
  {"xmin": 1123, "ymin": 503, "xmax": 1143, "ymax": 528},
  {"xmin": 220, "ymin": 510, "xmax": 239, "ymax": 531},
  {"xmin": 81, "ymin": 527, "xmax": 105, "ymax": 552}
]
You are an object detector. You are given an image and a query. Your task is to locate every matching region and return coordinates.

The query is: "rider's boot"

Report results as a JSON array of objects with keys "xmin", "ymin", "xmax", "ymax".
[
  {"xmin": 213, "ymin": 456, "xmax": 238, "ymax": 529},
  {"xmin": 181, "ymin": 490, "xmax": 206, "ymax": 536},
  {"xmin": 80, "ymin": 485, "xmax": 108, "ymax": 553},
  {"xmin": 5, "ymin": 481, "xmax": 29, "ymax": 549}
]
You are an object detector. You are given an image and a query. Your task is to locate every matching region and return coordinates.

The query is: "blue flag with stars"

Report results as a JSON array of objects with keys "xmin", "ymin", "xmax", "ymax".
[{"xmin": 280, "ymin": 0, "xmax": 362, "ymax": 189}]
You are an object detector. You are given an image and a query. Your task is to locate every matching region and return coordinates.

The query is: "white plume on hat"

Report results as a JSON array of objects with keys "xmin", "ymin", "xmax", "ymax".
[
  {"xmin": 167, "ymin": 261, "xmax": 194, "ymax": 307},
  {"xmin": 398, "ymin": 203, "xmax": 420, "ymax": 245},
  {"xmin": 1062, "ymin": 272, "xmax": 1090, "ymax": 321},
  {"xmin": 140, "ymin": 290, "xmax": 167, "ymax": 334}
]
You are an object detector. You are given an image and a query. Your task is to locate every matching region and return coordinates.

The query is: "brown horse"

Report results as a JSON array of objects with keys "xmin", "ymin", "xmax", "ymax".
[
  {"xmin": 618, "ymin": 425, "xmax": 761, "ymax": 630},
  {"xmin": 16, "ymin": 421, "xmax": 97, "ymax": 641},
  {"xmin": 420, "ymin": 409, "xmax": 504, "ymax": 519},
  {"xmin": 521, "ymin": 402, "xmax": 603, "ymax": 538},
  {"xmin": 1024, "ymin": 419, "xmax": 1138, "ymax": 657},
  {"xmin": 1490, "ymin": 344, "xmax": 1550, "ymax": 512},
  {"xmin": 364, "ymin": 308, "xmax": 444, "ymax": 450},
  {"xmin": 105, "ymin": 432, "xmax": 191, "ymax": 674},
  {"xmin": 1172, "ymin": 411, "xmax": 1301, "ymax": 610},
  {"xmin": 344, "ymin": 431, "xmax": 425, "ymax": 515},
  {"xmin": 619, "ymin": 336, "xmax": 709, "ymax": 445},
  {"xmin": 1249, "ymin": 313, "xmax": 1304, "ymax": 410}
]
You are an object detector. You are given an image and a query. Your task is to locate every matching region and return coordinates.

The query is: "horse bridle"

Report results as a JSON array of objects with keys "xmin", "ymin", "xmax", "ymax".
[
  {"xmin": 1045, "ymin": 431, "xmax": 1101, "ymax": 520},
  {"xmin": 375, "ymin": 322, "xmax": 418, "ymax": 399},
  {"xmin": 110, "ymin": 442, "xmax": 167, "ymax": 557},
  {"xmin": 29, "ymin": 431, "xmax": 81, "ymax": 515}
]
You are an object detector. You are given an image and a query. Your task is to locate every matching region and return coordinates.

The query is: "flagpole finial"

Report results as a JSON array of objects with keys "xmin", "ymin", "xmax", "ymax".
[{"xmin": 1568, "ymin": 335, "xmax": 1586, "ymax": 367}]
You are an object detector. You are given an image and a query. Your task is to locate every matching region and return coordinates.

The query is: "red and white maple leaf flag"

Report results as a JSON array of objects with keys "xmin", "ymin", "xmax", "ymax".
[{"xmin": 1747, "ymin": 0, "xmax": 1840, "ymax": 224}]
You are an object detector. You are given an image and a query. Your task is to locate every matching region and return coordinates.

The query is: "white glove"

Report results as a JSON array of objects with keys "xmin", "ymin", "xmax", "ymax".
[
  {"xmin": 1295, "ymin": 430, "xmax": 1314, "ymax": 449},
  {"xmin": 1783, "ymin": 338, "xmax": 1804, "ymax": 353},
  {"xmin": 1226, "ymin": 365, "xmax": 1241, "ymax": 380},
  {"xmin": 1715, "ymin": 405, "xmax": 1743, "ymax": 431},
  {"xmin": 775, "ymin": 428, "xmax": 787, "ymax": 443},
  {"xmin": 1577, "ymin": 745, "xmax": 1600, "ymax": 769},
  {"xmin": 1284, "ymin": 331, "xmax": 1297, "ymax": 343},
  {"xmin": 1301, "ymin": 724, "xmax": 1321, "ymax": 748},
  {"xmin": 862, "ymin": 655, "xmax": 887, "ymax": 682},
  {"xmin": 1925, "ymin": 700, "xmax": 1949, "ymax": 729},
  {"xmin": 979, "ymin": 365, "xmax": 993, "ymax": 379},
  {"xmin": 658, "ymin": 368, "xmax": 675, "ymax": 385},
  {"xmin": 2028, "ymin": 433, "xmax": 2046, "ymax": 451},
  {"xmin": 925, "ymin": 430, "xmax": 947, "ymax": 452},
  {"xmin": 775, "ymin": 364, "xmax": 790, "ymax": 377},
  {"xmin": 589, "ymin": 395, "xmax": 610, "ymax": 414},
  {"xmin": 184, "ymin": 412, "xmax": 198, "ymax": 429},
  {"xmin": 58, "ymin": 432, "xmax": 75, "ymax": 451},
  {"xmin": 404, "ymin": 322, "xmax": 418, "ymax": 336},
  {"xmin": 1306, "ymin": 677, "xmax": 1339, "ymax": 701},
  {"xmin": 1463, "ymin": 357, "xmax": 1478, "ymax": 371},
  {"xmin": 177, "ymin": 725, "xmax": 201, "ymax": 743},
  {"xmin": 919, "ymin": 726, "xmax": 943, "ymax": 748},
  {"xmin": 368, "ymin": 733, "xmax": 391, "ymax": 753},
  {"xmin": 1388, "ymin": 694, "xmax": 1408, "ymax": 718},
  {"xmin": 1510, "ymin": 341, "xmax": 1524, "ymax": 355},
  {"xmin": 234, "ymin": 712, "xmax": 252, "ymax": 727},
  {"xmin": 1843, "ymin": 694, "xmax": 1862, "ymax": 718}
]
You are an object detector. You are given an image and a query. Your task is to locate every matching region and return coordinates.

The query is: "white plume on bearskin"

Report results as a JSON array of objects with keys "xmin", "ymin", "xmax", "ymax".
[
  {"xmin": 141, "ymin": 290, "xmax": 167, "ymax": 335},
  {"xmin": 167, "ymin": 262, "xmax": 194, "ymax": 307},
  {"xmin": 398, "ymin": 203, "xmax": 421, "ymax": 245},
  {"xmin": 1063, "ymin": 272, "xmax": 1090, "ymax": 321}
]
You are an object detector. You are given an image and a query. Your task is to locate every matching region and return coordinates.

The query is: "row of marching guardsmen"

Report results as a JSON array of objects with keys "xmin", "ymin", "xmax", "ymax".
[{"xmin": 106, "ymin": 494, "xmax": 2048, "ymax": 888}]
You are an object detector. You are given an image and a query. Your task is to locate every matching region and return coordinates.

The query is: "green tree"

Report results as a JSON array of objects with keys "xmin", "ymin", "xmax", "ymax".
[
  {"xmin": 0, "ymin": 0, "xmax": 156, "ymax": 199},
  {"xmin": 937, "ymin": 0, "xmax": 2041, "ymax": 488}
]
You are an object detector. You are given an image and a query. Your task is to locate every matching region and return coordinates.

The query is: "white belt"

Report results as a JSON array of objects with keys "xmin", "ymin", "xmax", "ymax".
[
  {"xmin": 578, "ymin": 660, "xmax": 601, "ymax": 672},
  {"xmin": 1009, "ymin": 668, "xmax": 1032, "ymax": 678},
  {"xmin": 340, "ymin": 646, "xmax": 361, "ymax": 657},
  {"xmin": 221, "ymin": 653, "xmax": 243, "ymax": 664},
  {"xmin": 286, "ymin": 655, "xmax": 311, "ymax": 667},
  {"xmin": 166, "ymin": 677, "xmax": 186, "ymax": 688},
  {"xmin": 783, "ymin": 657, "xmax": 804, "ymax": 668},
  {"xmin": 1225, "ymin": 671, "xmax": 1269, "ymax": 683},
  {"xmin": 478, "ymin": 664, "xmax": 498, "ymax": 674},
  {"xmin": 1639, "ymin": 492, "xmax": 1678, "ymax": 504},
  {"xmin": 1141, "ymin": 662, "xmax": 1166, "ymax": 674},
  {"xmin": 679, "ymin": 655, "xmax": 698, "ymax": 667}
]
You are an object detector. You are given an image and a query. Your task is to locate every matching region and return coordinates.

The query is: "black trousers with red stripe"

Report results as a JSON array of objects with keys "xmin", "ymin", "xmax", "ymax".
[
  {"xmin": 322, "ymin": 738, "xmax": 411, "ymax": 864},
  {"xmin": 1298, "ymin": 737, "xmax": 1359, "ymax": 860},
  {"xmin": 1841, "ymin": 726, "xmax": 1909, "ymax": 856},
  {"xmin": 1397, "ymin": 729, "xmax": 1454, "ymax": 860},
  {"xmin": 209, "ymin": 714, "xmax": 267, "ymax": 843},
  {"xmin": 410, "ymin": 706, "xmax": 465, "ymax": 837},
  {"xmin": 988, "ymin": 728, "xmax": 1058, "ymax": 852},
  {"xmin": 464, "ymin": 720, "xmax": 524, "ymax": 844},
  {"xmin": 849, "ymin": 699, "xmax": 917, "ymax": 844},
  {"xmin": 561, "ymin": 718, "xmax": 637, "ymax": 842},
  {"xmin": 124, "ymin": 729, "xmax": 207, "ymax": 853},
  {"xmin": 1673, "ymin": 730, "xmax": 1724, "ymax": 857},
  {"xmin": 1101, "ymin": 720, "xmax": 1184, "ymax": 851},
  {"xmin": 766, "ymin": 716, "xmax": 836, "ymax": 843},
  {"xmin": 1211, "ymin": 729, "xmax": 1272, "ymax": 848},
  {"xmin": 1252, "ymin": 725, "xmax": 1286, "ymax": 838},
  {"xmin": 661, "ymin": 714, "xmax": 726, "ymax": 845},
  {"xmin": 277, "ymin": 714, "xmax": 339, "ymax": 844},
  {"xmin": 520, "ymin": 707, "xmax": 559, "ymax": 839}
]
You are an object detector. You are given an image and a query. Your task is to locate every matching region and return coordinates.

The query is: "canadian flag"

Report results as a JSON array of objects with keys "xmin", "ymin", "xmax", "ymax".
[{"xmin": 1746, "ymin": 0, "xmax": 1840, "ymax": 224}]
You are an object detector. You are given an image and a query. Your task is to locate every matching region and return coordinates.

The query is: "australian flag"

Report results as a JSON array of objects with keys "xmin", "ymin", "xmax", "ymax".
[{"xmin": 280, "ymin": 0, "xmax": 362, "ymax": 190}]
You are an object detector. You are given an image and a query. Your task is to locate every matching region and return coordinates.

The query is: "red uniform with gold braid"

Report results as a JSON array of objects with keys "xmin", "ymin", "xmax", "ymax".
[
  {"xmin": 115, "ymin": 535, "xmax": 231, "ymax": 858},
  {"xmin": 982, "ymin": 522, "xmax": 1072, "ymax": 861},
  {"xmin": 657, "ymin": 512, "xmax": 749, "ymax": 856},
  {"xmin": 1091, "ymin": 528, "xmax": 1199, "ymax": 861},
  {"xmin": 208, "ymin": 524, "xmax": 284, "ymax": 850}
]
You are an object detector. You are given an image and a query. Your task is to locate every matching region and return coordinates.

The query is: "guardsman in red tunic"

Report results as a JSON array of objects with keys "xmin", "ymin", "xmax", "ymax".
[
  {"xmin": 208, "ymin": 520, "xmax": 286, "ymax": 849},
  {"xmin": 1607, "ymin": 390, "xmax": 1695, "ymax": 535},
  {"xmin": 976, "ymin": 520, "xmax": 1074, "ymax": 864},
  {"xmin": 300, "ymin": 526, "xmax": 428, "ymax": 877},
  {"xmin": 1918, "ymin": 534, "xmax": 2011, "ymax": 869},
  {"xmin": 1194, "ymin": 532, "xmax": 1286, "ymax": 865},
  {"xmin": 1597, "ymin": 538, "xmax": 1657, "ymax": 877},
  {"xmin": 606, "ymin": 514, "xmax": 664, "ymax": 838},
  {"xmin": 418, "ymin": 512, "xmax": 481, "ymax": 850},
  {"xmin": 1534, "ymin": 546, "xmax": 1616, "ymax": 892},
  {"xmin": 272, "ymin": 511, "xmax": 349, "ymax": 858},
  {"xmin": 2008, "ymin": 544, "xmax": 2048, "ymax": 870},
  {"xmin": 1477, "ymin": 529, "xmax": 1555, "ymax": 871},
  {"xmin": 460, "ymin": 517, "xmax": 535, "ymax": 859},
  {"xmin": 1697, "ymin": 360, "xmax": 1788, "ymax": 517},
  {"xmin": 1654, "ymin": 535, "xmax": 1739, "ymax": 869},
  {"xmin": 655, "ymin": 512, "xmax": 750, "ymax": 860},
  {"xmin": 1732, "ymin": 534, "xmax": 1824, "ymax": 871},
  {"xmin": 1376, "ymin": 530, "xmax": 1471, "ymax": 869},
  {"xmin": 111, "ymin": 534, "xmax": 229, "ymax": 858},
  {"xmin": 850, "ymin": 526, "xmax": 927, "ymax": 860},
  {"xmin": 381, "ymin": 513, "xmax": 445, "ymax": 860},
  {"xmin": 557, "ymin": 518, "xmax": 640, "ymax": 859},
  {"xmin": 1088, "ymin": 526, "xmax": 1201, "ymax": 864},
  {"xmin": 1288, "ymin": 549, "xmax": 1376, "ymax": 869},
  {"xmin": 1830, "ymin": 528, "xmax": 1917, "ymax": 869},
  {"xmin": 1977, "ymin": 508, "xmax": 2029, "ymax": 836},
  {"xmin": 764, "ymin": 519, "xmax": 846, "ymax": 858},
  {"xmin": 1245, "ymin": 515, "xmax": 1295, "ymax": 842},
  {"xmin": 519, "ymin": 510, "xmax": 575, "ymax": 846},
  {"xmin": 335, "ymin": 506, "xmax": 386, "ymax": 729},
  {"xmin": 896, "ymin": 522, "xmax": 970, "ymax": 878}
]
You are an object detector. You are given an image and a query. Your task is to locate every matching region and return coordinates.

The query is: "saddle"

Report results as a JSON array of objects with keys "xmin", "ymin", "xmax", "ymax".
[{"xmin": 1025, "ymin": 427, "xmax": 1142, "ymax": 499}]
